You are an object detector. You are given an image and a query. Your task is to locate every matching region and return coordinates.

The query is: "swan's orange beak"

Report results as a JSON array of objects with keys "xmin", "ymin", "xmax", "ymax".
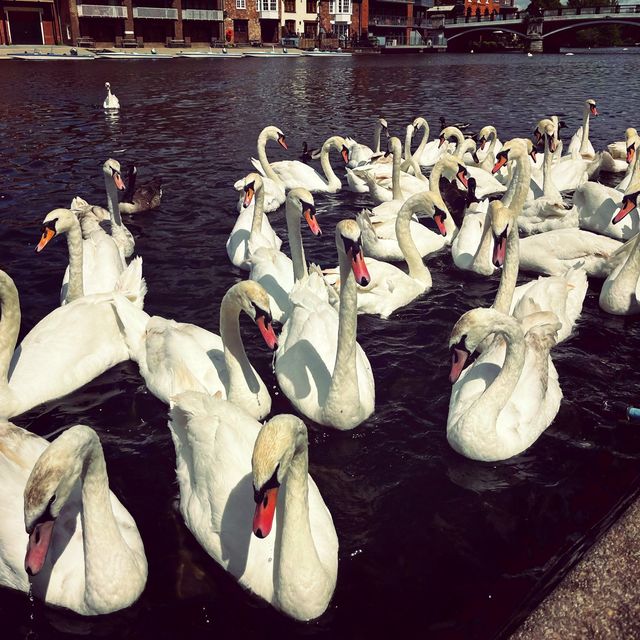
[
  {"xmin": 626, "ymin": 145, "xmax": 635, "ymax": 165},
  {"xmin": 113, "ymin": 172, "xmax": 125, "ymax": 191},
  {"xmin": 456, "ymin": 166, "xmax": 469, "ymax": 189},
  {"xmin": 341, "ymin": 145, "xmax": 350, "ymax": 164},
  {"xmin": 256, "ymin": 315, "xmax": 278, "ymax": 350},
  {"xmin": 36, "ymin": 227, "xmax": 55, "ymax": 253},
  {"xmin": 438, "ymin": 135, "xmax": 446, "ymax": 149},
  {"xmin": 25, "ymin": 520, "xmax": 55, "ymax": 576},
  {"xmin": 304, "ymin": 205, "xmax": 322, "ymax": 236},
  {"xmin": 243, "ymin": 184, "xmax": 255, "ymax": 208},
  {"xmin": 449, "ymin": 347, "xmax": 469, "ymax": 384},
  {"xmin": 253, "ymin": 487, "xmax": 278, "ymax": 538},
  {"xmin": 434, "ymin": 208, "xmax": 448, "ymax": 236},
  {"xmin": 590, "ymin": 104, "xmax": 598, "ymax": 117},
  {"xmin": 493, "ymin": 229, "xmax": 508, "ymax": 267},
  {"xmin": 350, "ymin": 247, "xmax": 370, "ymax": 286},
  {"xmin": 612, "ymin": 195, "xmax": 638, "ymax": 225},
  {"xmin": 278, "ymin": 134, "xmax": 288, "ymax": 150},
  {"xmin": 492, "ymin": 154, "xmax": 508, "ymax": 174}
]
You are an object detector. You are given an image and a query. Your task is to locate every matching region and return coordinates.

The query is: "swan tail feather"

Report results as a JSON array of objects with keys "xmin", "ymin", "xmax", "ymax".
[
  {"xmin": 356, "ymin": 208, "xmax": 379, "ymax": 251},
  {"xmin": 250, "ymin": 157, "xmax": 267, "ymax": 177},
  {"xmin": 114, "ymin": 256, "xmax": 147, "ymax": 309},
  {"xmin": 111, "ymin": 294, "xmax": 151, "ymax": 363}
]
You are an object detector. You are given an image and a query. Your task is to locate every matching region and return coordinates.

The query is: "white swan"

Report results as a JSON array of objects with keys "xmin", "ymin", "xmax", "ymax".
[
  {"xmin": 447, "ymin": 307, "xmax": 562, "ymax": 462},
  {"xmin": 226, "ymin": 173, "xmax": 282, "ymax": 271},
  {"xmin": 451, "ymin": 185, "xmax": 490, "ymax": 271},
  {"xmin": 520, "ymin": 119, "xmax": 578, "ymax": 235},
  {"xmin": 235, "ymin": 126, "xmax": 287, "ymax": 213},
  {"xmin": 249, "ymin": 188, "xmax": 321, "ymax": 323},
  {"xmin": 411, "ymin": 117, "xmax": 453, "ymax": 168},
  {"xmin": 567, "ymin": 98, "xmax": 598, "ymax": 158},
  {"xmin": 615, "ymin": 128, "xmax": 640, "ymax": 191},
  {"xmin": 103, "ymin": 81, "xmax": 119, "ymax": 110},
  {"xmin": 275, "ymin": 220, "xmax": 375, "ymax": 430},
  {"xmin": 475, "ymin": 125, "xmax": 503, "ymax": 169},
  {"xmin": 345, "ymin": 117, "xmax": 388, "ymax": 167},
  {"xmin": 37, "ymin": 209, "xmax": 145, "ymax": 307},
  {"xmin": 488, "ymin": 199, "xmax": 587, "ymax": 345},
  {"xmin": 324, "ymin": 192, "xmax": 440, "ymax": 318},
  {"xmin": 0, "ymin": 257, "xmax": 142, "ymax": 419},
  {"xmin": 599, "ymin": 231, "xmax": 640, "ymax": 315},
  {"xmin": 122, "ymin": 281, "xmax": 277, "ymax": 418},
  {"xmin": 261, "ymin": 135, "xmax": 349, "ymax": 192},
  {"xmin": 0, "ymin": 422, "xmax": 146, "ymax": 614},
  {"xmin": 168, "ymin": 392, "xmax": 337, "ymax": 620}
]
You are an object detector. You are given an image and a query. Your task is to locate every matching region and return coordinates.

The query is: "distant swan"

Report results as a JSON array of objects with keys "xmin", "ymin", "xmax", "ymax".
[{"xmin": 103, "ymin": 81, "xmax": 119, "ymax": 110}]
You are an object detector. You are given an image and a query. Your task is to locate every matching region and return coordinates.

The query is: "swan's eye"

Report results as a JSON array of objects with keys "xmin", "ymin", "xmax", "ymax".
[
  {"xmin": 253, "ymin": 464, "xmax": 280, "ymax": 504},
  {"xmin": 251, "ymin": 301, "xmax": 272, "ymax": 326}
]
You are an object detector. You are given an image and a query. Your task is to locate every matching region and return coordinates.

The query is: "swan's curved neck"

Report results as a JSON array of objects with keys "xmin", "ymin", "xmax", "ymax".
[
  {"xmin": 503, "ymin": 149, "xmax": 531, "ymax": 212},
  {"xmin": 66, "ymin": 217, "xmax": 85, "ymax": 303},
  {"xmin": 250, "ymin": 184, "xmax": 266, "ymax": 237},
  {"xmin": 414, "ymin": 121, "xmax": 430, "ymax": 158},
  {"xmin": 0, "ymin": 273, "xmax": 20, "ymax": 383},
  {"xmin": 396, "ymin": 205, "xmax": 432, "ymax": 287},
  {"xmin": 609, "ymin": 234, "xmax": 640, "ymax": 297},
  {"xmin": 285, "ymin": 202, "xmax": 308, "ymax": 283},
  {"xmin": 542, "ymin": 137, "xmax": 559, "ymax": 199},
  {"xmin": 77, "ymin": 429, "xmax": 145, "ymax": 612},
  {"xmin": 275, "ymin": 424, "xmax": 327, "ymax": 607},
  {"xmin": 480, "ymin": 129, "xmax": 499, "ymax": 172},
  {"xmin": 580, "ymin": 104, "xmax": 591, "ymax": 155},
  {"xmin": 471, "ymin": 316, "xmax": 525, "ymax": 422},
  {"xmin": 403, "ymin": 125, "xmax": 413, "ymax": 162},
  {"xmin": 324, "ymin": 249, "xmax": 360, "ymax": 419},
  {"xmin": 492, "ymin": 220, "xmax": 519, "ymax": 315},
  {"xmin": 257, "ymin": 132, "xmax": 282, "ymax": 185},
  {"xmin": 447, "ymin": 129, "xmax": 464, "ymax": 157},
  {"xmin": 373, "ymin": 122, "xmax": 383, "ymax": 154},
  {"xmin": 104, "ymin": 173, "xmax": 123, "ymax": 229},
  {"xmin": 391, "ymin": 145, "xmax": 403, "ymax": 200},
  {"xmin": 319, "ymin": 138, "xmax": 341, "ymax": 190}
]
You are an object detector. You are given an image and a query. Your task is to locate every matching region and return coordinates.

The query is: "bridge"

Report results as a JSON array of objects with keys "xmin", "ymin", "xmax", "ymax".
[{"xmin": 439, "ymin": 4, "xmax": 640, "ymax": 52}]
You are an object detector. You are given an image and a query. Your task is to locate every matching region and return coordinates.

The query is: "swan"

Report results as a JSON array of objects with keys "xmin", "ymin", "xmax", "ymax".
[
  {"xmin": 451, "ymin": 178, "xmax": 490, "ymax": 271},
  {"xmin": 607, "ymin": 128, "xmax": 637, "ymax": 161},
  {"xmin": 275, "ymin": 220, "xmax": 375, "ymax": 430},
  {"xmin": 488, "ymin": 200, "xmax": 588, "ymax": 344},
  {"xmin": 168, "ymin": 392, "xmax": 337, "ymax": 620},
  {"xmin": 0, "ymin": 246, "xmax": 144, "ymax": 419},
  {"xmin": 226, "ymin": 173, "xmax": 282, "ymax": 271},
  {"xmin": 235, "ymin": 126, "xmax": 287, "ymax": 213},
  {"xmin": 259, "ymin": 135, "xmax": 349, "ymax": 192},
  {"xmin": 611, "ymin": 188, "xmax": 640, "ymax": 226},
  {"xmin": 37, "ymin": 208, "xmax": 145, "ymax": 307},
  {"xmin": 409, "ymin": 117, "xmax": 452, "ymax": 168},
  {"xmin": 103, "ymin": 82, "xmax": 119, "ymax": 110},
  {"xmin": 519, "ymin": 119, "xmax": 578, "ymax": 235},
  {"xmin": 119, "ymin": 165, "xmax": 162, "ymax": 214},
  {"xmin": 599, "ymin": 231, "xmax": 640, "ymax": 315},
  {"xmin": 447, "ymin": 307, "xmax": 562, "ymax": 462},
  {"xmin": 475, "ymin": 125, "xmax": 503, "ymax": 169},
  {"xmin": 567, "ymin": 98, "xmax": 598, "ymax": 158},
  {"xmin": 345, "ymin": 117, "xmax": 388, "ymax": 167},
  {"xmin": 121, "ymin": 281, "xmax": 277, "ymax": 419},
  {"xmin": 323, "ymin": 192, "xmax": 441, "ymax": 318},
  {"xmin": 615, "ymin": 129, "xmax": 640, "ymax": 192},
  {"xmin": 0, "ymin": 422, "xmax": 146, "ymax": 614},
  {"xmin": 440, "ymin": 127, "xmax": 506, "ymax": 198},
  {"xmin": 249, "ymin": 188, "xmax": 322, "ymax": 323}
]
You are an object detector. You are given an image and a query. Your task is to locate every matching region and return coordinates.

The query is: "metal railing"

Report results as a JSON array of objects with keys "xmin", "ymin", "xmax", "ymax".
[
  {"xmin": 132, "ymin": 6, "xmax": 178, "ymax": 18},
  {"xmin": 369, "ymin": 15, "xmax": 413, "ymax": 27},
  {"xmin": 78, "ymin": 4, "xmax": 128, "ymax": 18},
  {"xmin": 182, "ymin": 8, "xmax": 223, "ymax": 20}
]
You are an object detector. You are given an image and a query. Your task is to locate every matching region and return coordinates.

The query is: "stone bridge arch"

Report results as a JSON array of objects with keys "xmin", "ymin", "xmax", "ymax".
[{"xmin": 543, "ymin": 18, "xmax": 640, "ymax": 39}]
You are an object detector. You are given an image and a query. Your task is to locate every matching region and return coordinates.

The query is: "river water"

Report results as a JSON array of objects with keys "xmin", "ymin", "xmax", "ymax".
[{"xmin": 0, "ymin": 53, "xmax": 639, "ymax": 639}]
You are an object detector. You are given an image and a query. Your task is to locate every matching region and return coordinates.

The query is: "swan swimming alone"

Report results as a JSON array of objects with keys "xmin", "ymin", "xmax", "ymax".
[
  {"xmin": 0, "ymin": 422, "xmax": 146, "ymax": 614},
  {"xmin": 103, "ymin": 81, "xmax": 119, "ymax": 110}
]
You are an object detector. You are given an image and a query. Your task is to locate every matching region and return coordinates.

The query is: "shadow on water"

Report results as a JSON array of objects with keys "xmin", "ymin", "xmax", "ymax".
[{"xmin": 0, "ymin": 53, "xmax": 639, "ymax": 639}]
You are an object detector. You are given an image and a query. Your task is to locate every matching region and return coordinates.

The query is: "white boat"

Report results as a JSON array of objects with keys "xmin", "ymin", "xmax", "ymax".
[
  {"xmin": 94, "ymin": 51, "xmax": 174, "ymax": 60},
  {"xmin": 176, "ymin": 50, "xmax": 244, "ymax": 58},
  {"xmin": 9, "ymin": 52, "xmax": 95, "ymax": 61},
  {"xmin": 303, "ymin": 50, "xmax": 352, "ymax": 57},
  {"xmin": 244, "ymin": 48, "xmax": 303, "ymax": 58}
]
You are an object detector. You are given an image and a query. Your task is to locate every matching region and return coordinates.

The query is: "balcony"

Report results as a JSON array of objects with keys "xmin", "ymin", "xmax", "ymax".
[
  {"xmin": 182, "ymin": 8, "xmax": 224, "ymax": 20},
  {"xmin": 258, "ymin": 9, "xmax": 279, "ymax": 18},
  {"xmin": 133, "ymin": 7, "xmax": 178, "ymax": 18},
  {"xmin": 333, "ymin": 12, "xmax": 351, "ymax": 22},
  {"xmin": 369, "ymin": 14, "xmax": 413, "ymax": 26},
  {"xmin": 77, "ymin": 4, "xmax": 128, "ymax": 18}
]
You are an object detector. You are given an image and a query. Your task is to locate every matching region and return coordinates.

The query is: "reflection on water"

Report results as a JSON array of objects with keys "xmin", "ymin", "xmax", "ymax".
[{"xmin": 0, "ymin": 54, "xmax": 639, "ymax": 639}]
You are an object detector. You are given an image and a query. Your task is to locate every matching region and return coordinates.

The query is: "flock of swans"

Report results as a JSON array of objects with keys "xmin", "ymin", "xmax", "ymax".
[{"xmin": 1, "ymin": 97, "xmax": 639, "ymax": 623}]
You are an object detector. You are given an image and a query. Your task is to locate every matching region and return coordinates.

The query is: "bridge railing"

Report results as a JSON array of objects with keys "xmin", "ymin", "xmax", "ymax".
[{"xmin": 443, "ymin": 12, "xmax": 524, "ymax": 26}]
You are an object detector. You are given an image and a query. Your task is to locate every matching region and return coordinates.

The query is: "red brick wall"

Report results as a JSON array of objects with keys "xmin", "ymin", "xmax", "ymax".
[
  {"xmin": 464, "ymin": 0, "xmax": 501, "ymax": 16},
  {"xmin": 224, "ymin": 0, "xmax": 261, "ymax": 43}
]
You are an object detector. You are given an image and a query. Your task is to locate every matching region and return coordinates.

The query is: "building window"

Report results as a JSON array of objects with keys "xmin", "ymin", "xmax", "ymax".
[
  {"xmin": 284, "ymin": 0, "xmax": 295, "ymax": 11},
  {"xmin": 329, "ymin": 0, "xmax": 351, "ymax": 13},
  {"xmin": 284, "ymin": 18, "xmax": 296, "ymax": 33},
  {"xmin": 256, "ymin": 0, "xmax": 277, "ymax": 10},
  {"xmin": 303, "ymin": 20, "xmax": 316, "ymax": 36},
  {"xmin": 236, "ymin": 0, "xmax": 246, "ymax": 8},
  {"xmin": 306, "ymin": 0, "xmax": 316, "ymax": 13}
]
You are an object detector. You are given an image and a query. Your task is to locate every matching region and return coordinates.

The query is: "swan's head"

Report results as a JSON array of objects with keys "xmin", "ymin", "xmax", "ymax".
[
  {"xmin": 412, "ymin": 116, "xmax": 427, "ymax": 131},
  {"xmin": 241, "ymin": 172, "xmax": 263, "ymax": 208},
  {"xmin": 103, "ymin": 158, "xmax": 126, "ymax": 191},
  {"xmin": 24, "ymin": 425, "xmax": 97, "ymax": 576},
  {"xmin": 461, "ymin": 138, "xmax": 479, "ymax": 164},
  {"xmin": 465, "ymin": 177, "xmax": 480, "ymax": 206},
  {"xmin": 612, "ymin": 190, "xmax": 639, "ymax": 225},
  {"xmin": 264, "ymin": 126, "xmax": 288, "ymax": 150},
  {"xmin": 326, "ymin": 135, "xmax": 349, "ymax": 164},
  {"xmin": 477, "ymin": 125, "xmax": 496, "ymax": 151},
  {"xmin": 492, "ymin": 138, "xmax": 529, "ymax": 174},
  {"xmin": 625, "ymin": 128, "xmax": 638, "ymax": 164},
  {"xmin": 377, "ymin": 117, "xmax": 389, "ymax": 136},
  {"xmin": 489, "ymin": 200, "xmax": 515, "ymax": 268},
  {"xmin": 251, "ymin": 415, "xmax": 307, "ymax": 539},
  {"xmin": 104, "ymin": 81, "xmax": 110, "ymax": 90},
  {"xmin": 35, "ymin": 208, "xmax": 78, "ymax": 252},
  {"xmin": 455, "ymin": 162, "xmax": 470, "ymax": 190},
  {"xmin": 586, "ymin": 99, "xmax": 598, "ymax": 117},
  {"xmin": 287, "ymin": 188, "xmax": 321, "ymax": 236},
  {"xmin": 384, "ymin": 136, "xmax": 402, "ymax": 158},
  {"xmin": 448, "ymin": 308, "xmax": 504, "ymax": 383},
  {"xmin": 336, "ymin": 219, "xmax": 371, "ymax": 286},
  {"xmin": 225, "ymin": 281, "xmax": 278, "ymax": 350},
  {"xmin": 401, "ymin": 192, "xmax": 449, "ymax": 237},
  {"xmin": 535, "ymin": 119, "xmax": 557, "ymax": 153},
  {"xmin": 439, "ymin": 126, "xmax": 461, "ymax": 148}
]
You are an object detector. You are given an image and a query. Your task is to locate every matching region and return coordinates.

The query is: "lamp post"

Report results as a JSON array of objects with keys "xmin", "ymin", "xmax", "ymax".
[{"xmin": 317, "ymin": 3, "xmax": 322, "ymax": 50}]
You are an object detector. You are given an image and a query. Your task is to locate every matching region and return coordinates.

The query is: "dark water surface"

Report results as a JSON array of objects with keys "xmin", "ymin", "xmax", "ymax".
[{"xmin": 0, "ymin": 53, "xmax": 639, "ymax": 639}]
